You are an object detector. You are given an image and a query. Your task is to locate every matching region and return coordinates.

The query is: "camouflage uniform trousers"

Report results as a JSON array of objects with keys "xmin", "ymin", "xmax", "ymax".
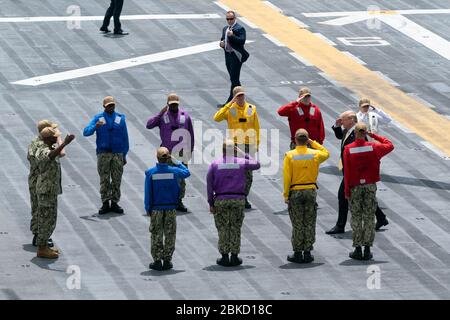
[
  {"xmin": 97, "ymin": 153, "xmax": 124, "ymax": 203},
  {"xmin": 288, "ymin": 189, "xmax": 317, "ymax": 252},
  {"xmin": 28, "ymin": 178, "xmax": 39, "ymax": 235},
  {"xmin": 168, "ymin": 159, "xmax": 187, "ymax": 201},
  {"xmin": 213, "ymin": 199, "xmax": 245, "ymax": 255},
  {"xmin": 150, "ymin": 209, "xmax": 177, "ymax": 261},
  {"xmin": 349, "ymin": 184, "xmax": 377, "ymax": 247},
  {"xmin": 36, "ymin": 193, "xmax": 58, "ymax": 246}
]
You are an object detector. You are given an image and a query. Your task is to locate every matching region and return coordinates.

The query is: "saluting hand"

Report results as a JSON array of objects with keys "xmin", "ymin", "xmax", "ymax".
[
  {"xmin": 335, "ymin": 118, "xmax": 343, "ymax": 127},
  {"xmin": 64, "ymin": 134, "xmax": 75, "ymax": 145},
  {"xmin": 160, "ymin": 105, "xmax": 169, "ymax": 115}
]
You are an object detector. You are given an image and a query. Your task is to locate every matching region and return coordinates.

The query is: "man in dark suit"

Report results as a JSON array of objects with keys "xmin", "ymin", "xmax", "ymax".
[
  {"xmin": 326, "ymin": 111, "xmax": 389, "ymax": 234},
  {"xmin": 100, "ymin": 0, "xmax": 128, "ymax": 35},
  {"xmin": 218, "ymin": 11, "xmax": 249, "ymax": 107}
]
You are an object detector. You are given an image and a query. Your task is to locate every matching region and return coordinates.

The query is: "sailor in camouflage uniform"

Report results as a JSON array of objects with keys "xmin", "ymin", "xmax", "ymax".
[
  {"xmin": 283, "ymin": 129, "xmax": 329, "ymax": 263},
  {"xmin": 144, "ymin": 147, "xmax": 190, "ymax": 271},
  {"xmin": 35, "ymin": 127, "xmax": 75, "ymax": 259},
  {"xmin": 28, "ymin": 120, "xmax": 65, "ymax": 247},
  {"xmin": 207, "ymin": 140, "xmax": 260, "ymax": 267}
]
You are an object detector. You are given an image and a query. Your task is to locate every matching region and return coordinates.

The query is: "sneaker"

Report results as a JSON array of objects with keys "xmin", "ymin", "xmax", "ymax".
[
  {"xmin": 113, "ymin": 30, "xmax": 129, "ymax": 35},
  {"xmin": 110, "ymin": 202, "xmax": 124, "ymax": 214}
]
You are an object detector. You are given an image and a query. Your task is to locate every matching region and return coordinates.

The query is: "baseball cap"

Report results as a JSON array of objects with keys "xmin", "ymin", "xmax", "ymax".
[
  {"xmin": 40, "ymin": 127, "xmax": 61, "ymax": 139},
  {"xmin": 298, "ymin": 87, "xmax": 312, "ymax": 99},
  {"xmin": 37, "ymin": 120, "xmax": 58, "ymax": 133},
  {"xmin": 295, "ymin": 128, "xmax": 309, "ymax": 139},
  {"xmin": 233, "ymin": 86, "xmax": 245, "ymax": 97},
  {"xmin": 103, "ymin": 96, "xmax": 115, "ymax": 107},
  {"xmin": 167, "ymin": 93, "xmax": 180, "ymax": 105},
  {"xmin": 359, "ymin": 98, "xmax": 371, "ymax": 108}
]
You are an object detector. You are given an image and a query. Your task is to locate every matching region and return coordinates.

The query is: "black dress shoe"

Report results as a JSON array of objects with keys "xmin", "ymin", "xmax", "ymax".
[
  {"xmin": 230, "ymin": 254, "xmax": 242, "ymax": 266},
  {"xmin": 162, "ymin": 260, "xmax": 173, "ymax": 270},
  {"xmin": 349, "ymin": 246, "xmax": 363, "ymax": 260},
  {"xmin": 149, "ymin": 260, "xmax": 163, "ymax": 271},
  {"xmin": 98, "ymin": 201, "xmax": 110, "ymax": 215},
  {"xmin": 375, "ymin": 218, "xmax": 389, "ymax": 231},
  {"xmin": 176, "ymin": 202, "xmax": 188, "ymax": 212},
  {"xmin": 287, "ymin": 251, "xmax": 304, "ymax": 263},
  {"xmin": 216, "ymin": 254, "xmax": 230, "ymax": 267},
  {"xmin": 363, "ymin": 246, "xmax": 373, "ymax": 260},
  {"xmin": 114, "ymin": 30, "xmax": 129, "ymax": 35},
  {"xmin": 110, "ymin": 202, "xmax": 124, "ymax": 214},
  {"xmin": 303, "ymin": 251, "xmax": 314, "ymax": 263},
  {"xmin": 32, "ymin": 234, "xmax": 37, "ymax": 247},
  {"xmin": 244, "ymin": 197, "xmax": 252, "ymax": 209},
  {"xmin": 326, "ymin": 226, "xmax": 345, "ymax": 234},
  {"xmin": 99, "ymin": 26, "xmax": 110, "ymax": 33},
  {"xmin": 47, "ymin": 238, "xmax": 54, "ymax": 248}
]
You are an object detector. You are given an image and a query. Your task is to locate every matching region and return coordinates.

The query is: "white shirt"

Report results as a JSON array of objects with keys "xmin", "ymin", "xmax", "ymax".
[{"xmin": 357, "ymin": 108, "xmax": 392, "ymax": 134}]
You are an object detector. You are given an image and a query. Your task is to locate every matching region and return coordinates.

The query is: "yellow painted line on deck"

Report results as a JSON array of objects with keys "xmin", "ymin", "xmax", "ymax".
[{"xmin": 221, "ymin": 0, "xmax": 450, "ymax": 157}]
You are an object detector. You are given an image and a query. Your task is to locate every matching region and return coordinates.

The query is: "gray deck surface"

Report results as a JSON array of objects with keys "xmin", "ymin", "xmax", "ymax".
[{"xmin": 0, "ymin": 0, "xmax": 449, "ymax": 299}]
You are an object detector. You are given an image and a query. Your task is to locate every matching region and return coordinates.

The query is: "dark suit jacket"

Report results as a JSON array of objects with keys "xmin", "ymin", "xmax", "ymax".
[
  {"xmin": 332, "ymin": 125, "xmax": 355, "ymax": 173},
  {"xmin": 221, "ymin": 23, "xmax": 249, "ymax": 63}
]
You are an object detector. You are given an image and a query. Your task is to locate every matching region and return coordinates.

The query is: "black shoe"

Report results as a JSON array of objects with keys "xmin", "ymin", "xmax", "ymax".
[
  {"xmin": 114, "ymin": 30, "xmax": 129, "ymax": 35},
  {"xmin": 149, "ymin": 260, "xmax": 163, "ymax": 271},
  {"xmin": 303, "ymin": 251, "xmax": 314, "ymax": 263},
  {"xmin": 363, "ymin": 246, "xmax": 373, "ymax": 260},
  {"xmin": 216, "ymin": 254, "xmax": 230, "ymax": 267},
  {"xmin": 98, "ymin": 201, "xmax": 110, "ymax": 215},
  {"xmin": 110, "ymin": 202, "xmax": 124, "ymax": 214},
  {"xmin": 99, "ymin": 26, "xmax": 110, "ymax": 33},
  {"xmin": 287, "ymin": 251, "xmax": 304, "ymax": 263},
  {"xmin": 230, "ymin": 254, "xmax": 242, "ymax": 266},
  {"xmin": 349, "ymin": 246, "xmax": 363, "ymax": 260},
  {"xmin": 326, "ymin": 226, "xmax": 345, "ymax": 234},
  {"xmin": 32, "ymin": 234, "xmax": 37, "ymax": 247},
  {"xmin": 375, "ymin": 218, "xmax": 389, "ymax": 231},
  {"xmin": 244, "ymin": 197, "xmax": 252, "ymax": 209},
  {"xmin": 176, "ymin": 202, "xmax": 188, "ymax": 212},
  {"xmin": 162, "ymin": 260, "xmax": 173, "ymax": 270},
  {"xmin": 47, "ymin": 238, "xmax": 54, "ymax": 248}
]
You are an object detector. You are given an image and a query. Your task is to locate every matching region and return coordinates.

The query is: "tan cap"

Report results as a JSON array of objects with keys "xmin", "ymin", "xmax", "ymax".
[
  {"xmin": 40, "ymin": 127, "xmax": 61, "ymax": 139},
  {"xmin": 233, "ymin": 86, "xmax": 245, "ymax": 97},
  {"xmin": 157, "ymin": 147, "xmax": 170, "ymax": 159},
  {"xmin": 37, "ymin": 120, "xmax": 58, "ymax": 133},
  {"xmin": 298, "ymin": 87, "xmax": 312, "ymax": 99},
  {"xmin": 359, "ymin": 98, "xmax": 371, "ymax": 108},
  {"xmin": 167, "ymin": 93, "xmax": 180, "ymax": 105},
  {"xmin": 355, "ymin": 122, "xmax": 368, "ymax": 133},
  {"xmin": 103, "ymin": 96, "xmax": 115, "ymax": 107},
  {"xmin": 295, "ymin": 128, "xmax": 309, "ymax": 139}
]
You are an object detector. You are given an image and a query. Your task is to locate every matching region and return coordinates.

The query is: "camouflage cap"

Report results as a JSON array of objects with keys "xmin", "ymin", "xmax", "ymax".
[
  {"xmin": 40, "ymin": 127, "xmax": 61, "ymax": 139},
  {"xmin": 37, "ymin": 120, "xmax": 58, "ymax": 133}
]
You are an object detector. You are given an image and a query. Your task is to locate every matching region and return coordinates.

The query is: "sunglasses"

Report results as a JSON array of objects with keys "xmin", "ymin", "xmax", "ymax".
[{"xmin": 226, "ymin": 18, "xmax": 235, "ymax": 21}]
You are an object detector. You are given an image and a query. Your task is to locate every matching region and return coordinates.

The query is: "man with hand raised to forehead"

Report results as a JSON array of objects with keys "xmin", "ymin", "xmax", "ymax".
[{"xmin": 35, "ymin": 126, "xmax": 75, "ymax": 258}]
